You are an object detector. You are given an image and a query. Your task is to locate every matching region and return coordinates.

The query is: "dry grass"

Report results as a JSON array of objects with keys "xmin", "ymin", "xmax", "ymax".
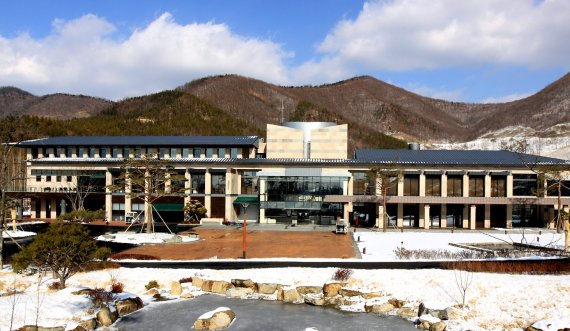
[
  {"xmin": 111, "ymin": 253, "xmax": 159, "ymax": 260},
  {"xmin": 440, "ymin": 260, "xmax": 570, "ymax": 274}
]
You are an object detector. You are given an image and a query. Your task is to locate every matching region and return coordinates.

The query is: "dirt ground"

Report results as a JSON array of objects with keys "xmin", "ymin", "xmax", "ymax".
[{"xmin": 113, "ymin": 227, "xmax": 357, "ymax": 260}]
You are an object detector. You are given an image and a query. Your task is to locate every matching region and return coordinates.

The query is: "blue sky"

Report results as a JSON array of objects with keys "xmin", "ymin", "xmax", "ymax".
[{"xmin": 0, "ymin": 0, "xmax": 569, "ymax": 102}]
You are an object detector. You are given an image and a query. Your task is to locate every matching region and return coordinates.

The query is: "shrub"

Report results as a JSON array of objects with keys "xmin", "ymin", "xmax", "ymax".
[
  {"xmin": 111, "ymin": 282, "xmax": 124, "ymax": 293},
  {"xmin": 179, "ymin": 277, "xmax": 193, "ymax": 283},
  {"xmin": 332, "ymin": 268, "xmax": 353, "ymax": 281},
  {"xmin": 88, "ymin": 288, "xmax": 116, "ymax": 308},
  {"xmin": 145, "ymin": 280, "xmax": 160, "ymax": 290},
  {"xmin": 48, "ymin": 282, "xmax": 61, "ymax": 291},
  {"xmin": 58, "ymin": 209, "xmax": 106, "ymax": 223}
]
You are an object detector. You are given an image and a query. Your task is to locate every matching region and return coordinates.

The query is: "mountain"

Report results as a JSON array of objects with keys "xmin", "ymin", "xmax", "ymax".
[{"xmin": 0, "ymin": 87, "xmax": 111, "ymax": 119}]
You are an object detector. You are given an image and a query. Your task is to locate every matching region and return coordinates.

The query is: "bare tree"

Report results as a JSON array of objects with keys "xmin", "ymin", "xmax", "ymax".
[
  {"xmin": 108, "ymin": 155, "xmax": 186, "ymax": 233},
  {"xmin": 368, "ymin": 163, "xmax": 402, "ymax": 232}
]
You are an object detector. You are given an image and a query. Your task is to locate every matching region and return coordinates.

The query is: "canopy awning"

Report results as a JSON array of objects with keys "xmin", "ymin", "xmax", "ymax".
[
  {"xmin": 233, "ymin": 196, "xmax": 260, "ymax": 205},
  {"xmin": 153, "ymin": 203, "xmax": 184, "ymax": 211}
]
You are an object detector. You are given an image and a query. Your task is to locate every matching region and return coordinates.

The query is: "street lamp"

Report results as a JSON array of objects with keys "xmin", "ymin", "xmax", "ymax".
[{"xmin": 241, "ymin": 203, "xmax": 249, "ymax": 259}]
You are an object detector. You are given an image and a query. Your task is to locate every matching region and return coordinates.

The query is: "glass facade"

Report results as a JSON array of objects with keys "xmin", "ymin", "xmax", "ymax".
[
  {"xmin": 447, "ymin": 175, "xmax": 463, "ymax": 197},
  {"xmin": 191, "ymin": 173, "xmax": 205, "ymax": 194},
  {"xmin": 218, "ymin": 148, "xmax": 225, "ymax": 158},
  {"xmin": 193, "ymin": 147, "xmax": 201, "ymax": 158},
  {"xmin": 513, "ymin": 174, "xmax": 537, "ymax": 196},
  {"xmin": 425, "ymin": 175, "xmax": 441, "ymax": 196},
  {"xmin": 491, "ymin": 176, "xmax": 506, "ymax": 197},
  {"xmin": 261, "ymin": 176, "xmax": 347, "ymax": 210},
  {"xmin": 469, "ymin": 176, "xmax": 485, "ymax": 197},
  {"xmin": 403, "ymin": 175, "xmax": 419, "ymax": 196},
  {"xmin": 241, "ymin": 171, "xmax": 258, "ymax": 194},
  {"xmin": 211, "ymin": 173, "xmax": 226, "ymax": 194}
]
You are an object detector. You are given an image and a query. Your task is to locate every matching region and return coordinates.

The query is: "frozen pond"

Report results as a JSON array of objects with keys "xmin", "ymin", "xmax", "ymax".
[{"xmin": 115, "ymin": 294, "xmax": 417, "ymax": 330}]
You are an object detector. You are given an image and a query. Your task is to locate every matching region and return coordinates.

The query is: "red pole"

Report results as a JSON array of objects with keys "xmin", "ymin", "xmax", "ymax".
[{"xmin": 242, "ymin": 204, "xmax": 247, "ymax": 259}]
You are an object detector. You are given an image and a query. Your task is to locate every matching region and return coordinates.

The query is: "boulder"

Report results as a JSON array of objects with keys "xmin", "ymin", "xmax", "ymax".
[
  {"xmin": 418, "ymin": 302, "xmax": 450, "ymax": 320},
  {"xmin": 231, "ymin": 279, "xmax": 256, "ymax": 289},
  {"xmin": 96, "ymin": 306, "xmax": 118, "ymax": 327},
  {"xmin": 304, "ymin": 296, "xmax": 326, "ymax": 306},
  {"xmin": 181, "ymin": 293, "xmax": 195, "ymax": 299},
  {"xmin": 192, "ymin": 277, "xmax": 204, "ymax": 288},
  {"xmin": 365, "ymin": 303, "xmax": 395, "ymax": 314},
  {"xmin": 171, "ymin": 281, "xmax": 183, "ymax": 296},
  {"xmin": 430, "ymin": 321, "xmax": 447, "ymax": 331},
  {"xmin": 201, "ymin": 280, "xmax": 214, "ymax": 292},
  {"xmin": 257, "ymin": 283, "xmax": 280, "ymax": 294},
  {"xmin": 226, "ymin": 287, "xmax": 254, "ymax": 298},
  {"xmin": 211, "ymin": 281, "xmax": 233, "ymax": 294},
  {"xmin": 17, "ymin": 326, "xmax": 65, "ymax": 331},
  {"xmin": 115, "ymin": 297, "xmax": 144, "ymax": 317},
  {"xmin": 296, "ymin": 286, "xmax": 322, "ymax": 295},
  {"xmin": 279, "ymin": 288, "xmax": 302, "ymax": 303},
  {"xmin": 388, "ymin": 298, "xmax": 406, "ymax": 308},
  {"xmin": 71, "ymin": 288, "xmax": 93, "ymax": 296},
  {"xmin": 193, "ymin": 307, "xmax": 236, "ymax": 330},
  {"xmin": 146, "ymin": 288, "xmax": 159, "ymax": 295},
  {"xmin": 418, "ymin": 314, "xmax": 442, "ymax": 331},
  {"xmin": 397, "ymin": 307, "xmax": 417, "ymax": 319},
  {"xmin": 78, "ymin": 318, "xmax": 97, "ymax": 330},
  {"xmin": 322, "ymin": 283, "xmax": 343, "ymax": 297},
  {"xmin": 339, "ymin": 288, "xmax": 363, "ymax": 297},
  {"xmin": 363, "ymin": 291, "xmax": 386, "ymax": 299}
]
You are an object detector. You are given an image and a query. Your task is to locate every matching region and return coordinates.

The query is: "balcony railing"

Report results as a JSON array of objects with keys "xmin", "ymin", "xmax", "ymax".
[{"xmin": 6, "ymin": 185, "xmax": 107, "ymax": 193}]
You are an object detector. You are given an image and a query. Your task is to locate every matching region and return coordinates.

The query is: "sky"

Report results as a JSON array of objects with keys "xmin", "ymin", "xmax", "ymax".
[{"xmin": 0, "ymin": 0, "xmax": 569, "ymax": 102}]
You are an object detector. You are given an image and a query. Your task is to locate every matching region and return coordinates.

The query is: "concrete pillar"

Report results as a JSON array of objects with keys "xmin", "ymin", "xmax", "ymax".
[
  {"xmin": 506, "ymin": 204, "xmax": 513, "ymax": 229},
  {"xmin": 184, "ymin": 169, "xmax": 191, "ymax": 205},
  {"xmin": 259, "ymin": 178, "xmax": 267, "ymax": 223},
  {"xmin": 506, "ymin": 173, "xmax": 513, "ymax": 197},
  {"xmin": 470, "ymin": 205, "xmax": 477, "ymax": 230},
  {"xmin": 204, "ymin": 169, "xmax": 211, "ymax": 218},
  {"xmin": 125, "ymin": 170, "xmax": 132, "ymax": 216},
  {"xmin": 105, "ymin": 170, "xmax": 112, "ymax": 221},
  {"xmin": 225, "ymin": 169, "xmax": 233, "ymax": 222},
  {"xmin": 462, "ymin": 205, "xmax": 469, "ymax": 228},
  {"xmin": 463, "ymin": 173, "xmax": 469, "ymax": 197},
  {"xmin": 419, "ymin": 173, "xmax": 426, "ymax": 197},
  {"xmin": 441, "ymin": 204, "xmax": 447, "ymax": 228},
  {"xmin": 484, "ymin": 174, "xmax": 491, "ymax": 197},
  {"xmin": 419, "ymin": 204, "xmax": 425, "ymax": 228},
  {"xmin": 484, "ymin": 204, "xmax": 491, "ymax": 229},
  {"xmin": 397, "ymin": 203, "xmax": 403, "ymax": 228},
  {"xmin": 397, "ymin": 177, "xmax": 404, "ymax": 197},
  {"xmin": 441, "ymin": 174, "xmax": 447, "ymax": 197},
  {"xmin": 377, "ymin": 204, "xmax": 384, "ymax": 228},
  {"xmin": 424, "ymin": 204, "xmax": 430, "ymax": 229}
]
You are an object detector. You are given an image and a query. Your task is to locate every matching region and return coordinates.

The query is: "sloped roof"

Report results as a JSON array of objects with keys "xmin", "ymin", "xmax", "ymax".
[
  {"xmin": 17, "ymin": 136, "xmax": 260, "ymax": 147},
  {"xmin": 354, "ymin": 149, "xmax": 568, "ymax": 166}
]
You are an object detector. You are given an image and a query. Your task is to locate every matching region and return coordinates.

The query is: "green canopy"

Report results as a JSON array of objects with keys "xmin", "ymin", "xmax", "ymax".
[
  {"xmin": 233, "ymin": 196, "xmax": 259, "ymax": 205},
  {"xmin": 153, "ymin": 203, "xmax": 184, "ymax": 211}
]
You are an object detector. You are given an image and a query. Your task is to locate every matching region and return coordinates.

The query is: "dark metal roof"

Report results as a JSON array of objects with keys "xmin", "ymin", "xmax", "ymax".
[
  {"xmin": 354, "ymin": 149, "xmax": 569, "ymax": 166},
  {"xmin": 18, "ymin": 136, "xmax": 260, "ymax": 147}
]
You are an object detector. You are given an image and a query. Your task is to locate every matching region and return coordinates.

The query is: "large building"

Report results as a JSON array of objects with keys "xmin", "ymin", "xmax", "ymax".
[{"xmin": 10, "ymin": 122, "xmax": 570, "ymax": 229}]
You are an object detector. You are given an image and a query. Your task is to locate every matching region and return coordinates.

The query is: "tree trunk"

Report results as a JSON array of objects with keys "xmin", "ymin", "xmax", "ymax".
[
  {"xmin": 557, "ymin": 181, "xmax": 563, "ymax": 233},
  {"xmin": 145, "ymin": 201, "xmax": 153, "ymax": 233}
]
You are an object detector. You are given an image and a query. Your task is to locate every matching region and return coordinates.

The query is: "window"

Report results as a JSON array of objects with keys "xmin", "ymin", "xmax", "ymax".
[
  {"xmin": 158, "ymin": 147, "xmax": 165, "ymax": 159},
  {"xmin": 66, "ymin": 147, "xmax": 73, "ymax": 158},
  {"xmin": 89, "ymin": 146, "xmax": 96, "ymax": 158},
  {"xmin": 55, "ymin": 147, "xmax": 62, "ymax": 158},
  {"xmin": 46, "ymin": 176, "xmax": 51, "ymax": 182},
  {"xmin": 491, "ymin": 176, "xmax": 506, "ymax": 197},
  {"xmin": 112, "ymin": 146, "xmax": 119, "ymax": 158},
  {"xmin": 404, "ymin": 175, "xmax": 419, "ymax": 196},
  {"xmin": 56, "ymin": 176, "xmax": 61, "ymax": 182},
  {"xmin": 170, "ymin": 148, "xmax": 177, "ymax": 158},
  {"xmin": 513, "ymin": 174, "xmax": 537, "ymax": 196},
  {"xmin": 191, "ymin": 173, "xmax": 205, "ymax": 194},
  {"xmin": 211, "ymin": 173, "xmax": 226, "ymax": 194},
  {"xmin": 100, "ymin": 147, "xmax": 107, "ymax": 158},
  {"xmin": 547, "ymin": 180, "xmax": 570, "ymax": 196},
  {"xmin": 135, "ymin": 146, "xmax": 141, "ymax": 158},
  {"xmin": 447, "ymin": 175, "xmax": 463, "ymax": 197},
  {"xmin": 241, "ymin": 171, "xmax": 258, "ymax": 194},
  {"xmin": 66, "ymin": 176, "xmax": 72, "ymax": 182},
  {"xmin": 193, "ymin": 147, "xmax": 201, "ymax": 158},
  {"xmin": 182, "ymin": 148, "xmax": 189, "ymax": 158},
  {"xmin": 123, "ymin": 146, "xmax": 130, "ymax": 158},
  {"xmin": 469, "ymin": 176, "xmax": 485, "ymax": 197},
  {"xmin": 425, "ymin": 175, "xmax": 441, "ymax": 196},
  {"xmin": 78, "ymin": 147, "xmax": 84, "ymax": 157},
  {"xmin": 36, "ymin": 175, "xmax": 41, "ymax": 182},
  {"xmin": 43, "ymin": 148, "xmax": 50, "ymax": 157},
  {"xmin": 206, "ymin": 148, "xmax": 213, "ymax": 158},
  {"xmin": 146, "ymin": 147, "xmax": 153, "ymax": 156},
  {"xmin": 218, "ymin": 148, "xmax": 225, "ymax": 158},
  {"xmin": 230, "ymin": 148, "xmax": 238, "ymax": 158},
  {"xmin": 353, "ymin": 172, "xmax": 370, "ymax": 195}
]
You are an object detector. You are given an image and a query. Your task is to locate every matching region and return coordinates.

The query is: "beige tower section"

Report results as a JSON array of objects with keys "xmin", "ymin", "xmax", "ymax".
[
  {"xmin": 310, "ymin": 124, "xmax": 348, "ymax": 159},
  {"xmin": 266, "ymin": 124, "xmax": 304, "ymax": 158}
]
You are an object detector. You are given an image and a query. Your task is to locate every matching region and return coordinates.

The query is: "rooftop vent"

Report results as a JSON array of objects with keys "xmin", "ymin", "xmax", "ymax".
[{"xmin": 408, "ymin": 143, "xmax": 421, "ymax": 150}]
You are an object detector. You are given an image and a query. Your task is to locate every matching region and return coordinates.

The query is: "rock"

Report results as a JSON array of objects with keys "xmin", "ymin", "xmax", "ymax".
[
  {"xmin": 397, "ymin": 307, "xmax": 417, "ymax": 319},
  {"xmin": 171, "ymin": 281, "xmax": 182, "ymax": 296},
  {"xmin": 146, "ymin": 288, "xmax": 159, "ymax": 295},
  {"xmin": 211, "ymin": 281, "xmax": 233, "ymax": 294},
  {"xmin": 115, "ymin": 297, "xmax": 144, "ymax": 317},
  {"xmin": 280, "ymin": 288, "xmax": 302, "ymax": 303},
  {"xmin": 181, "ymin": 293, "xmax": 195, "ymax": 299},
  {"xmin": 388, "ymin": 298, "xmax": 406, "ymax": 308},
  {"xmin": 417, "ymin": 302, "xmax": 450, "ymax": 320},
  {"xmin": 365, "ymin": 303, "xmax": 395, "ymax": 314},
  {"xmin": 17, "ymin": 326, "xmax": 65, "ymax": 331},
  {"xmin": 257, "ymin": 283, "xmax": 280, "ymax": 294},
  {"xmin": 336, "ymin": 297, "xmax": 358, "ymax": 306},
  {"xmin": 525, "ymin": 327, "xmax": 541, "ymax": 331},
  {"xmin": 363, "ymin": 291, "xmax": 386, "ymax": 299},
  {"xmin": 226, "ymin": 287, "xmax": 253, "ymax": 298},
  {"xmin": 78, "ymin": 318, "xmax": 97, "ymax": 330},
  {"xmin": 296, "ymin": 286, "xmax": 322, "ymax": 295},
  {"xmin": 231, "ymin": 279, "xmax": 256, "ymax": 289},
  {"xmin": 96, "ymin": 306, "xmax": 118, "ymax": 327},
  {"xmin": 322, "ymin": 283, "xmax": 343, "ymax": 297},
  {"xmin": 324, "ymin": 296, "xmax": 339, "ymax": 306},
  {"xmin": 339, "ymin": 288, "xmax": 363, "ymax": 297},
  {"xmin": 192, "ymin": 277, "xmax": 204, "ymax": 288},
  {"xmin": 430, "ymin": 321, "xmax": 447, "ymax": 331},
  {"xmin": 419, "ymin": 320, "xmax": 431, "ymax": 330},
  {"xmin": 71, "ymin": 288, "xmax": 92, "ymax": 296},
  {"xmin": 201, "ymin": 280, "xmax": 214, "ymax": 292},
  {"xmin": 193, "ymin": 307, "xmax": 236, "ymax": 330},
  {"xmin": 304, "ymin": 296, "xmax": 326, "ymax": 306}
]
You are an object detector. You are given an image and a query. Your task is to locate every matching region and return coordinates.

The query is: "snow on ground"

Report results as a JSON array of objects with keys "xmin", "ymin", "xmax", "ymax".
[
  {"xmin": 2, "ymin": 230, "xmax": 36, "ymax": 239},
  {"xmin": 0, "ymin": 230, "xmax": 569, "ymax": 331},
  {"xmin": 96, "ymin": 232, "xmax": 199, "ymax": 244}
]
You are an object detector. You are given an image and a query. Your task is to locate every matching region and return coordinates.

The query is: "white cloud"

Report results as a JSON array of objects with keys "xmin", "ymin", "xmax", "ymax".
[
  {"xmin": 296, "ymin": 0, "xmax": 570, "ymax": 83},
  {"xmin": 481, "ymin": 92, "xmax": 531, "ymax": 103},
  {"xmin": 0, "ymin": 13, "xmax": 291, "ymax": 100}
]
